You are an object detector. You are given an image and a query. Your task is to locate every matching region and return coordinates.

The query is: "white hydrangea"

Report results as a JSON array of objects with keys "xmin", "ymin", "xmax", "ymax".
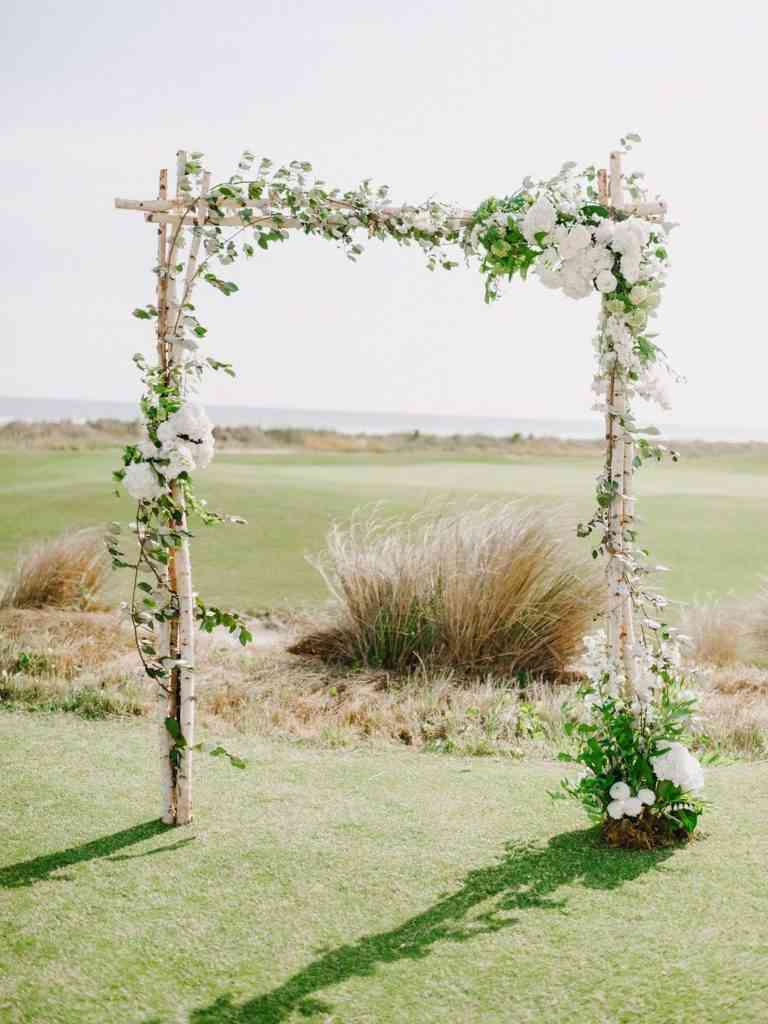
[
  {"xmin": 607, "ymin": 800, "xmax": 625, "ymax": 820},
  {"xmin": 156, "ymin": 402, "xmax": 216, "ymax": 471},
  {"xmin": 651, "ymin": 742, "xmax": 704, "ymax": 793},
  {"xmin": 637, "ymin": 788, "xmax": 656, "ymax": 806},
  {"xmin": 521, "ymin": 196, "xmax": 557, "ymax": 245},
  {"xmin": 157, "ymin": 401, "xmax": 213, "ymax": 446},
  {"xmin": 124, "ymin": 462, "xmax": 164, "ymax": 502},
  {"xmin": 161, "ymin": 444, "xmax": 196, "ymax": 480},
  {"xmin": 623, "ymin": 796, "xmax": 643, "ymax": 817},
  {"xmin": 609, "ymin": 781, "xmax": 631, "ymax": 801}
]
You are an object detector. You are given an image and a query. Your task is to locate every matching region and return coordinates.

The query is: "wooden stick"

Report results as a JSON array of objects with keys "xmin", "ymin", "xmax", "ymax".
[
  {"xmin": 115, "ymin": 196, "xmax": 667, "ymax": 224},
  {"xmin": 153, "ymin": 168, "xmax": 176, "ymax": 826},
  {"xmin": 621, "ymin": 430, "xmax": 637, "ymax": 693},
  {"xmin": 173, "ymin": 164, "xmax": 210, "ymax": 827},
  {"xmin": 597, "ymin": 169, "xmax": 609, "ymax": 207},
  {"xmin": 609, "ymin": 151, "xmax": 625, "ymax": 211}
]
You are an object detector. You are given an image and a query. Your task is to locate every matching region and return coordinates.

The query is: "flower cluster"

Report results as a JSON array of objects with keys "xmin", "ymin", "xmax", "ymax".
[
  {"xmin": 651, "ymin": 741, "xmax": 705, "ymax": 794},
  {"xmin": 124, "ymin": 401, "xmax": 214, "ymax": 497},
  {"xmin": 606, "ymin": 781, "xmax": 656, "ymax": 820},
  {"xmin": 556, "ymin": 632, "xmax": 706, "ymax": 843}
]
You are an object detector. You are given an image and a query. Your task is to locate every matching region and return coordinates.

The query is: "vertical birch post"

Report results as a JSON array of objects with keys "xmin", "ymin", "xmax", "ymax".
[
  {"xmin": 172, "ymin": 159, "xmax": 211, "ymax": 826},
  {"xmin": 603, "ymin": 150, "xmax": 636, "ymax": 698},
  {"xmin": 155, "ymin": 166, "xmax": 176, "ymax": 824}
]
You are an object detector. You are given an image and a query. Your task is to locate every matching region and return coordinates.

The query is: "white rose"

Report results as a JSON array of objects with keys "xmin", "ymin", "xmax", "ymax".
[
  {"xmin": 629, "ymin": 285, "xmax": 649, "ymax": 304},
  {"xmin": 620, "ymin": 255, "xmax": 641, "ymax": 284},
  {"xmin": 609, "ymin": 781, "xmax": 631, "ymax": 800},
  {"xmin": 623, "ymin": 797, "xmax": 643, "ymax": 817},
  {"xmin": 124, "ymin": 462, "xmax": 164, "ymax": 502},
  {"xmin": 607, "ymin": 799, "xmax": 625, "ymax": 820},
  {"xmin": 594, "ymin": 219, "xmax": 614, "ymax": 245},
  {"xmin": 595, "ymin": 270, "xmax": 618, "ymax": 294},
  {"xmin": 567, "ymin": 224, "xmax": 591, "ymax": 251},
  {"xmin": 521, "ymin": 196, "xmax": 557, "ymax": 245},
  {"xmin": 637, "ymin": 788, "xmax": 656, "ymax": 806}
]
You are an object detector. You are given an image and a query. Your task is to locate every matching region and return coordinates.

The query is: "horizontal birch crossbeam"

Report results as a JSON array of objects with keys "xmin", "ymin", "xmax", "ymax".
[{"xmin": 114, "ymin": 196, "xmax": 668, "ymax": 229}]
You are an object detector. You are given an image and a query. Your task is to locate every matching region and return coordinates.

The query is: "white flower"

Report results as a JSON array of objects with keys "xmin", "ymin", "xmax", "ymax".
[
  {"xmin": 560, "ymin": 223, "xmax": 591, "ymax": 256},
  {"xmin": 594, "ymin": 219, "xmax": 614, "ymax": 245},
  {"xmin": 629, "ymin": 285, "xmax": 649, "ymax": 304},
  {"xmin": 620, "ymin": 255, "xmax": 641, "ymax": 284},
  {"xmin": 609, "ymin": 781, "xmax": 631, "ymax": 801},
  {"xmin": 161, "ymin": 444, "xmax": 196, "ymax": 480},
  {"xmin": 411, "ymin": 212, "xmax": 435, "ymax": 233},
  {"xmin": 607, "ymin": 799, "xmax": 625, "ymax": 820},
  {"xmin": 637, "ymin": 788, "xmax": 656, "ymax": 806},
  {"xmin": 638, "ymin": 367, "xmax": 674, "ymax": 410},
  {"xmin": 612, "ymin": 217, "xmax": 650, "ymax": 256},
  {"xmin": 521, "ymin": 196, "xmax": 557, "ymax": 245},
  {"xmin": 537, "ymin": 267, "xmax": 562, "ymax": 289},
  {"xmin": 195, "ymin": 436, "xmax": 215, "ymax": 470},
  {"xmin": 138, "ymin": 440, "xmax": 159, "ymax": 459},
  {"xmin": 623, "ymin": 797, "xmax": 643, "ymax": 817},
  {"xmin": 595, "ymin": 270, "xmax": 617, "ymax": 294},
  {"xmin": 651, "ymin": 742, "xmax": 704, "ymax": 793},
  {"xmin": 124, "ymin": 462, "xmax": 164, "ymax": 502},
  {"xmin": 157, "ymin": 401, "xmax": 213, "ymax": 445}
]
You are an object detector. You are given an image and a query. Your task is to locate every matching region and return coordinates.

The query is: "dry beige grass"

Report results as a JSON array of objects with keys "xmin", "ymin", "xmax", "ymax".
[
  {"xmin": 679, "ymin": 601, "xmax": 756, "ymax": 667},
  {"xmin": 291, "ymin": 504, "xmax": 602, "ymax": 678},
  {"xmin": 0, "ymin": 529, "xmax": 110, "ymax": 611},
  {"xmin": 2, "ymin": 607, "xmax": 767, "ymax": 760}
]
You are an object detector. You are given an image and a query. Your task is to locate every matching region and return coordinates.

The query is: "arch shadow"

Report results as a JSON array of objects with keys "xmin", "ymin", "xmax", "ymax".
[
  {"xmin": 0, "ymin": 819, "xmax": 183, "ymax": 888},
  {"xmin": 184, "ymin": 827, "xmax": 675, "ymax": 1024}
]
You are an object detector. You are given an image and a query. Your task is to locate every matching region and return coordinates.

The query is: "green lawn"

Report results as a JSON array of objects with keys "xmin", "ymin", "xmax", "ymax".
[
  {"xmin": 1, "ymin": 447, "xmax": 766, "ymax": 609},
  {"xmin": 1, "ymin": 712, "xmax": 766, "ymax": 1023}
]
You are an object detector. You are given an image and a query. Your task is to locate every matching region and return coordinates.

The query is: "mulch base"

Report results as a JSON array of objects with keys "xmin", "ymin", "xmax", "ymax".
[{"xmin": 601, "ymin": 811, "xmax": 692, "ymax": 851}]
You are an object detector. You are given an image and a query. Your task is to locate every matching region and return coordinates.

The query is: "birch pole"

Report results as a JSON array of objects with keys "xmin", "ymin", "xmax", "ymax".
[
  {"xmin": 604, "ymin": 150, "xmax": 636, "ymax": 698},
  {"xmin": 172, "ymin": 162, "xmax": 211, "ymax": 826},
  {"xmin": 153, "ymin": 166, "xmax": 177, "ymax": 825}
]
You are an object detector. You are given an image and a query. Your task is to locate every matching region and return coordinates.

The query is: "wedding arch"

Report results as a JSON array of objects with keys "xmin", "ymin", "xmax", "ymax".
[{"xmin": 113, "ymin": 140, "xmax": 704, "ymax": 846}]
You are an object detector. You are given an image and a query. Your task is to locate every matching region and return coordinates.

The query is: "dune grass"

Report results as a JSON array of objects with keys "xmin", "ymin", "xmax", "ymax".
[
  {"xmin": 1, "ymin": 712, "xmax": 767, "ymax": 1024},
  {"xmin": 1, "ymin": 448, "xmax": 767, "ymax": 611},
  {"xmin": 293, "ymin": 504, "xmax": 601, "ymax": 675}
]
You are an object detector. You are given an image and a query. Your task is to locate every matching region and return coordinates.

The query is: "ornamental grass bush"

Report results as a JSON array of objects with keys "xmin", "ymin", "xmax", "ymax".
[
  {"xmin": 0, "ymin": 529, "xmax": 110, "ymax": 611},
  {"xmin": 289, "ymin": 504, "xmax": 601, "ymax": 678}
]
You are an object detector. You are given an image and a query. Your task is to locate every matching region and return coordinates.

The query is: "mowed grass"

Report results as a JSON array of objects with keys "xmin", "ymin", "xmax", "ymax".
[
  {"xmin": 1, "ymin": 712, "xmax": 766, "ymax": 1024},
  {"xmin": 1, "ymin": 448, "xmax": 766, "ymax": 609}
]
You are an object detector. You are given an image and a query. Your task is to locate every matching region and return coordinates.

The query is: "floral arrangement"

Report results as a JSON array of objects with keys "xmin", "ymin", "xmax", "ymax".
[
  {"xmin": 114, "ymin": 135, "xmax": 690, "ymax": 836},
  {"xmin": 554, "ymin": 631, "xmax": 706, "ymax": 848}
]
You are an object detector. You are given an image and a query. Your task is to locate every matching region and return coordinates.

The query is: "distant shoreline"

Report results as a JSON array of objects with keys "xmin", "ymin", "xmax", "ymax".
[{"xmin": 1, "ymin": 395, "xmax": 765, "ymax": 444}]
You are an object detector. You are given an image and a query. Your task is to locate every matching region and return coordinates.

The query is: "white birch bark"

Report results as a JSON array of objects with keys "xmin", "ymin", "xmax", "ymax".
[
  {"xmin": 152, "ymin": 167, "xmax": 178, "ymax": 825},
  {"xmin": 171, "ymin": 154, "xmax": 202, "ymax": 825}
]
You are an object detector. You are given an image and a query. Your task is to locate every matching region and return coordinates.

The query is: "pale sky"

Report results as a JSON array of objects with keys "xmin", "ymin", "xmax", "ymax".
[{"xmin": 2, "ymin": 0, "xmax": 765, "ymax": 429}]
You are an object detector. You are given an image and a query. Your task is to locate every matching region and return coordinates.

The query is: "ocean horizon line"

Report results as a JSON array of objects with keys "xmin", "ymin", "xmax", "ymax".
[{"xmin": 0, "ymin": 395, "xmax": 766, "ymax": 443}]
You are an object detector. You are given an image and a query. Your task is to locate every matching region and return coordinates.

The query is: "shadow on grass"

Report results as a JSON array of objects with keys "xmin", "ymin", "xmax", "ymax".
[
  {"xmin": 187, "ymin": 827, "xmax": 675, "ymax": 1024},
  {"xmin": 0, "ymin": 819, "xmax": 184, "ymax": 888}
]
